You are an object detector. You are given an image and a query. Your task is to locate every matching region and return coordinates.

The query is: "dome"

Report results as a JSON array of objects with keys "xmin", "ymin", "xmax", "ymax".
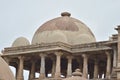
[
  {"xmin": 0, "ymin": 56, "xmax": 15, "ymax": 80},
  {"xmin": 32, "ymin": 12, "xmax": 96, "ymax": 45},
  {"xmin": 62, "ymin": 69, "xmax": 87, "ymax": 80},
  {"xmin": 12, "ymin": 37, "xmax": 30, "ymax": 47}
]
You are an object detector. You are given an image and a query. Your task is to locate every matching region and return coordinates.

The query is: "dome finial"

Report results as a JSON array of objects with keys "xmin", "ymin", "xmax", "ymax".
[
  {"xmin": 61, "ymin": 12, "xmax": 71, "ymax": 17},
  {"xmin": 72, "ymin": 69, "xmax": 82, "ymax": 76}
]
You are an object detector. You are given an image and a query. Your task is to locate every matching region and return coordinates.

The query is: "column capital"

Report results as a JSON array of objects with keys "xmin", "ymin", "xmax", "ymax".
[
  {"xmin": 105, "ymin": 51, "xmax": 111, "ymax": 57},
  {"xmin": 67, "ymin": 55, "xmax": 73, "ymax": 59},
  {"xmin": 54, "ymin": 51, "xmax": 63, "ymax": 56},
  {"xmin": 18, "ymin": 56, "xmax": 24, "ymax": 60},
  {"xmin": 82, "ymin": 54, "xmax": 88, "ymax": 58},
  {"xmin": 39, "ymin": 53, "xmax": 46, "ymax": 57}
]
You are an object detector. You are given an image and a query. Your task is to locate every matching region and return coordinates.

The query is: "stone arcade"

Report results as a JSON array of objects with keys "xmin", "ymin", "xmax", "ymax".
[{"xmin": 1, "ymin": 12, "xmax": 120, "ymax": 80}]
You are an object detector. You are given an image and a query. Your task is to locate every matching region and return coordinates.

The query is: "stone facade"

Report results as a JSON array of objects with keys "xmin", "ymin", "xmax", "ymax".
[
  {"xmin": 1, "ymin": 40, "xmax": 119, "ymax": 80},
  {"xmin": 1, "ymin": 12, "xmax": 120, "ymax": 80}
]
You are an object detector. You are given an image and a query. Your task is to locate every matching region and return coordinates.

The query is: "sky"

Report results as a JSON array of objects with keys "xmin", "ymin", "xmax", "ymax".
[{"xmin": 0, "ymin": 0, "xmax": 120, "ymax": 79}]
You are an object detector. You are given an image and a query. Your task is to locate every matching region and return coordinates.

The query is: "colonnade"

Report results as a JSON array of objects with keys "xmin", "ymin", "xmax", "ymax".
[{"xmin": 15, "ymin": 51, "xmax": 112, "ymax": 80}]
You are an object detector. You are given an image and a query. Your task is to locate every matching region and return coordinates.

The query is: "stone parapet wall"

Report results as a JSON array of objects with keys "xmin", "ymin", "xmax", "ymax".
[{"xmin": 2, "ymin": 41, "xmax": 114, "ymax": 55}]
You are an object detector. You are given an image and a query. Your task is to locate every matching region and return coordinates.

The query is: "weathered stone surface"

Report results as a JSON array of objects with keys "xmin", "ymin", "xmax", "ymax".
[
  {"xmin": 32, "ymin": 12, "xmax": 96, "ymax": 45},
  {"xmin": 0, "ymin": 56, "xmax": 15, "ymax": 80}
]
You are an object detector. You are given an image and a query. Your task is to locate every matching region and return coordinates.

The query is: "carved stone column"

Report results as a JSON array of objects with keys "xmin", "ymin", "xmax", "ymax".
[
  {"xmin": 39, "ymin": 54, "xmax": 46, "ymax": 79},
  {"xmin": 94, "ymin": 59, "xmax": 99, "ymax": 79},
  {"xmin": 82, "ymin": 54, "xmax": 88, "ymax": 78},
  {"xmin": 16, "ymin": 66, "xmax": 18, "ymax": 78},
  {"xmin": 29, "ymin": 60, "xmax": 35, "ymax": 80},
  {"xmin": 113, "ymin": 46, "xmax": 117, "ymax": 67},
  {"xmin": 15, "ymin": 60, "xmax": 19, "ymax": 79},
  {"xmin": 67, "ymin": 56, "xmax": 72, "ymax": 77},
  {"xmin": 106, "ymin": 51, "xmax": 111, "ymax": 79},
  {"xmin": 111, "ymin": 46, "xmax": 117, "ymax": 79},
  {"xmin": 51, "ymin": 58, "xmax": 56, "ymax": 77},
  {"xmin": 54, "ymin": 51, "xmax": 63, "ymax": 78},
  {"xmin": 17, "ymin": 56, "xmax": 24, "ymax": 80}
]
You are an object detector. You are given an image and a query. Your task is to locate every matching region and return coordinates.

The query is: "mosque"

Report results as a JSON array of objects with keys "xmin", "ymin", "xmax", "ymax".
[{"xmin": 1, "ymin": 12, "xmax": 120, "ymax": 80}]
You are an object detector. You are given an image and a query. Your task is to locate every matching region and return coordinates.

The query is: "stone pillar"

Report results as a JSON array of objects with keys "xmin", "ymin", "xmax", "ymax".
[
  {"xmin": 113, "ymin": 46, "xmax": 117, "ymax": 67},
  {"xmin": 94, "ymin": 59, "xmax": 99, "ymax": 79},
  {"xmin": 115, "ymin": 25, "xmax": 120, "ymax": 79},
  {"xmin": 67, "ymin": 56, "xmax": 72, "ymax": 77},
  {"xmin": 111, "ymin": 46, "xmax": 117, "ymax": 79},
  {"xmin": 17, "ymin": 56, "xmax": 24, "ymax": 80},
  {"xmin": 15, "ymin": 61, "xmax": 19, "ymax": 79},
  {"xmin": 51, "ymin": 58, "xmax": 56, "ymax": 77},
  {"xmin": 29, "ymin": 60, "xmax": 35, "ymax": 80},
  {"xmin": 39, "ymin": 54, "xmax": 46, "ymax": 79},
  {"xmin": 54, "ymin": 51, "xmax": 63, "ymax": 78},
  {"xmin": 105, "ymin": 51, "xmax": 111, "ymax": 79},
  {"xmin": 82, "ymin": 54, "xmax": 88, "ymax": 78},
  {"xmin": 16, "ymin": 66, "xmax": 18, "ymax": 78}
]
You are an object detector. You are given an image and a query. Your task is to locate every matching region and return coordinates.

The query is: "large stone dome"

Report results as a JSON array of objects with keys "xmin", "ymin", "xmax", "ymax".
[
  {"xmin": 0, "ymin": 55, "xmax": 15, "ymax": 80},
  {"xmin": 32, "ymin": 12, "xmax": 96, "ymax": 45}
]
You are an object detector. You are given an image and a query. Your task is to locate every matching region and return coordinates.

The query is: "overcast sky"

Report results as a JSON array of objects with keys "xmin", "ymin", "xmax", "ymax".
[
  {"xmin": 0, "ymin": 0, "xmax": 120, "ymax": 51},
  {"xmin": 0, "ymin": 0, "xmax": 120, "ymax": 79}
]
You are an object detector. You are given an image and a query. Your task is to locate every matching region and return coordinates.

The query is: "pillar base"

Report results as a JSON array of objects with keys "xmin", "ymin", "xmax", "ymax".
[
  {"xmin": 113, "ymin": 67, "xmax": 120, "ymax": 80},
  {"xmin": 67, "ymin": 75, "xmax": 72, "ymax": 78},
  {"xmin": 111, "ymin": 70, "xmax": 117, "ymax": 79},
  {"xmin": 55, "ymin": 72, "xmax": 61, "ymax": 78},
  {"xmin": 16, "ymin": 77, "xmax": 24, "ymax": 80},
  {"xmin": 39, "ymin": 73, "xmax": 45, "ymax": 80},
  {"xmin": 29, "ymin": 75, "xmax": 34, "ymax": 80}
]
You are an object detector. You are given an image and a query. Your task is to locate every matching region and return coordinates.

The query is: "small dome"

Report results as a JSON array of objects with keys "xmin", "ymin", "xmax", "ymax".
[
  {"xmin": 12, "ymin": 37, "xmax": 30, "ymax": 47},
  {"xmin": 32, "ymin": 12, "xmax": 96, "ymax": 44},
  {"xmin": 62, "ymin": 69, "xmax": 87, "ymax": 80},
  {"xmin": 72, "ymin": 69, "xmax": 82, "ymax": 76},
  {"xmin": 0, "ymin": 56, "xmax": 15, "ymax": 80}
]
